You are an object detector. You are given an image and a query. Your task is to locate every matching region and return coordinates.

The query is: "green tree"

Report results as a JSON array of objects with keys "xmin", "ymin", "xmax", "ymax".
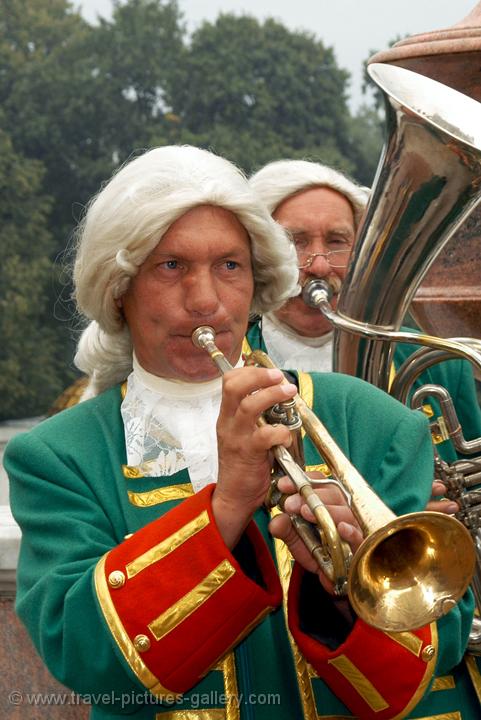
[
  {"xmin": 169, "ymin": 14, "xmax": 356, "ymax": 174},
  {"xmin": 346, "ymin": 104, "xmax": 384, "ymax": 186},
  {"xmin": 0, "ymin": 127, "xmax": 75, "ymax": 419},
  {"xmin": 86, "ymin": 0, "xmax": 187, "ymax": 158},
  {"xmin": 0, "ymin": 0, "xmax": 98, "ymax": 245},
  {"xmin": 1, "ymin": 0, "xmax": 188, "ymax": 246},
  {"xmin": 0, "ymin": 0, "xmax": 110, "ymax": 407}
]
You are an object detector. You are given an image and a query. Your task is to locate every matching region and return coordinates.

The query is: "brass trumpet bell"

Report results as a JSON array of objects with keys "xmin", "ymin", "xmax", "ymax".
[
  {"xmin": 347, "ymin": 511, "xmax": 475, "ymax": 632},
  {"xmin": 283, "ymin": 366, "xmax": 476, "ymax": 632}
]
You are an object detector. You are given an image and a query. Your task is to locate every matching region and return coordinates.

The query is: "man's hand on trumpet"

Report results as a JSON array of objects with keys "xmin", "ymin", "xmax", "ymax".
[
  {"xmin": 269, "ymin": 473, "xmax": 363, "ymax": 594},
  {"xmin": 268, "ymin": 476, "xmax": 460, "ymax": 593},
  {"xmin": 212, "ymin": 365, "xmax": 298, "ymax": 550},
  {"xmin": 425, "ymin": 481, "xmax": 459, "ymax": 514}
]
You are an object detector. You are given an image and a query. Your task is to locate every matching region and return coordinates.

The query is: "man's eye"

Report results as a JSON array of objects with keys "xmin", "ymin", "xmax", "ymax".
[
  {"xmin": 293, "ymin": 237, "xmax": 308, "ymax": 251},
  {"xmin": 329, "ymin": 236, "xmax": 352, "ymax": 247},
  {"xmin": 162, "ymin": 260, "xmax": 178, "ymax": 270},
  {"xmin": 225, "ymin": 260, "xmax": 238, "ymax": 270}
]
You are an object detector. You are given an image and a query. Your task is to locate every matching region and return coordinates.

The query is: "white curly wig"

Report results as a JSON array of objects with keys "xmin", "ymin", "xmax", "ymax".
[
  {"xmin": 249, "ymin": 159, "xmax": 370, "ymax": 230},
  {"xmin": 73, "ymin": 145, "xmax": 299, "ymax": 396}
]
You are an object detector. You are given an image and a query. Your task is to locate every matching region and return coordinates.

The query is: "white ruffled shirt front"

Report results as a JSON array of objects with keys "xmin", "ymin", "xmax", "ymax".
[
  {"xmin": 121, "ymin": 354, "xmax": 243, "ymax": 492},
  {"xmin": 121, "ymin": 324, "xmax": 333, "ymax": 492},
  {"xmin": 261, "ymin": 313, "xmax": 334, "ymax": 374}
]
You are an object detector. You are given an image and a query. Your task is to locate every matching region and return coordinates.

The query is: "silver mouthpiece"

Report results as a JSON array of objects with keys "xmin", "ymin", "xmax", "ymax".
[
  {"xmin": 301, "ymin": 279, "xmax": 334, "ymax": 308},
  {"xmin": 191, "ymin": 326, "xmax": 216, "ymax": 350}
]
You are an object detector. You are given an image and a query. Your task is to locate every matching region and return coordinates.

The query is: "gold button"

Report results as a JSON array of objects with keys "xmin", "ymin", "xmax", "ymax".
[
  {"xmin": 108, "ymin": 570, "xmax": 126, "ymax": 588},
  {"xmin": 124, "ymin": 533, "xmax": 134, "ymax": 540},
  {"xmin": 134, "ymin": 634, "xmax": 151, "ymax": 652},
  {"xmin": 422, "ymin": 644, "xmax": 435, "ymax": 662}
]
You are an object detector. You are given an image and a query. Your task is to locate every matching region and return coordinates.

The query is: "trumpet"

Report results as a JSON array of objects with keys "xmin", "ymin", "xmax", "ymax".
[{"xmin": 192, "ymin": 325, "xmax": 476, "ymax": 633}]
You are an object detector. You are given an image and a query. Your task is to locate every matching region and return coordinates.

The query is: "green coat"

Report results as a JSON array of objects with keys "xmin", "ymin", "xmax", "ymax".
[{"xmin": 4, "ymin": 372, "xmax": 477, "ymax": 719}]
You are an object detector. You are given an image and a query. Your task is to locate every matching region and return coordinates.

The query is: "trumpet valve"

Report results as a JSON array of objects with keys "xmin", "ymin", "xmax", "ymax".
[{"xmin": 265, "ymin": 398, "xmax": 301, "ymax": 430}]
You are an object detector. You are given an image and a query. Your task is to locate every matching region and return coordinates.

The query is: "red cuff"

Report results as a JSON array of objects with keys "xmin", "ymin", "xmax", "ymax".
[
  {"xmin": 288, "ymin": 564, "xmax": 437, "ymax": 719},
  {"xmin": 95, "ymin": 484, "xmax": 282, "ymax": 697}
]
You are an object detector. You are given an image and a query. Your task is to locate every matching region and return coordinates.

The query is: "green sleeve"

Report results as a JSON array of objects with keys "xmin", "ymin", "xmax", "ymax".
[{"xmin": 5, "ymin": 430, "xmax": 144, "ymax": 713}]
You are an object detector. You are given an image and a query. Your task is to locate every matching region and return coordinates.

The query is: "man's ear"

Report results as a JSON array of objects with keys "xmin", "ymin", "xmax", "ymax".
[{"xmin": 115, "ymin": 297, "xmax": 123, "ymax": 309}]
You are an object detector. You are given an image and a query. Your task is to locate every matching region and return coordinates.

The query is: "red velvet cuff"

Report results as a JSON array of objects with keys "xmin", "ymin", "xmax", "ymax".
[
  {"xmin": 288, "ymin": 563, "xmax": 437, "ymax": 719},
  {"xmin": 95, "ymin": 484, "xmax": 282, "ymax": 696}
]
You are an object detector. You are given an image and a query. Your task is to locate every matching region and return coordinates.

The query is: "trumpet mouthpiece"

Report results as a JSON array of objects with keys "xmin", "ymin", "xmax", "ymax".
[{"xmin": 192, "ymin": 326, "xmax": 216, "ymax": 349}]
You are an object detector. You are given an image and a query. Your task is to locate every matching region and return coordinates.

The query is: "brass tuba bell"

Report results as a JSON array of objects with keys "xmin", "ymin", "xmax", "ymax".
[{"xmin": 330, "ymin": 62, "xmax": 481, "ymax": 386}]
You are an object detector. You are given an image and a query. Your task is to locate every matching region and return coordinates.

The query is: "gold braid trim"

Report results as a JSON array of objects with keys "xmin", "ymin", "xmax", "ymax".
[
  {"xmin": 390, "ymin": 622, "xmax": 438, "ymax": 720},
  {"xmin": 154, "ymin": 656, "xmax": 238, "ymax": 720},
  {"xmin": 283, "ymin": 368, "xmax": 323, "ymax": 717},
  {"xmin": 272, "ymin": 514, "xmax": 319, "ymax": 720},
  {"xmin": 148, "ymin": 560, "xmax": 236, "ymax": 641},
  {"xmin": 126, "ymin": 510, "xmax": 209, "ymax": 579},
  {"xmin": 408, "ymin": 713, "xmax": 461, "ymax": 720},
  {"xmin": 464, "ymin": 653, "xmax": 481, "ymax": 704},
  {"xmin": 127, "ymin": 484, "xmax": 194, "ymax": 506},
  {"xmin": 306, "ymin": 463, "xmax": 331, "ymax": 476},
  {"xmin": 221, "ymin": 653, "xmax": 240, "ymax": 720},
  {"xmin": 94, "ymin": 554, "xmax": 178, "ymax": 699},
  {"xmin": 431, "ymin": 675, "xmax": 455, "ymax": 691},
  {"xmin": 385, "ymin": 631, "xmax": 423, "ymax": 657},
  {"xmin": 155, "ymin": 711, "xmax": 225, "ymax": 719},
  {"xmin": 242, "ymin": 336, "xmax": 252, "ymax": 356},
  {"xmin": 327, "ymin": 655, "xmax": 389, "ymax": 711}
]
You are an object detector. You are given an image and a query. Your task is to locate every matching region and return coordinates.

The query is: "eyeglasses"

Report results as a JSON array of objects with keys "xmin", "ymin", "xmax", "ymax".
[{"xmin": 296, "ymin": 249, "xmax": 350, "ymax": 269}]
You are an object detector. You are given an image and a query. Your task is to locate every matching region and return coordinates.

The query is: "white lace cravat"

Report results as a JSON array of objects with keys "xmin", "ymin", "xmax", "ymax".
[
  {"xmin": 121, "ymin": 354, "xmax": 242, "ymax": 492},
  {"xmin": 261, "ymin": 313, "xmax": 334, "ymax": 373}
]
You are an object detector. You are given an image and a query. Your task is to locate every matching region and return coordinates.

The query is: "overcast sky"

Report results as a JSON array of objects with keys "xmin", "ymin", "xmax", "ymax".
[{"xmin": 77, "ymin": 0, "xmax": 479, "ymax": 110}]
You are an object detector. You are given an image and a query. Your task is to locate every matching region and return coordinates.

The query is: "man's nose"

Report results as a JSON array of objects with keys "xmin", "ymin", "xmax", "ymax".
[
  {"xmin": 184, "ymin": 271, "xmax": 220, "ymax": 315},
  {"xmin": 304, "ymin": 253, "xmax": 331, "ymax": 277}
]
